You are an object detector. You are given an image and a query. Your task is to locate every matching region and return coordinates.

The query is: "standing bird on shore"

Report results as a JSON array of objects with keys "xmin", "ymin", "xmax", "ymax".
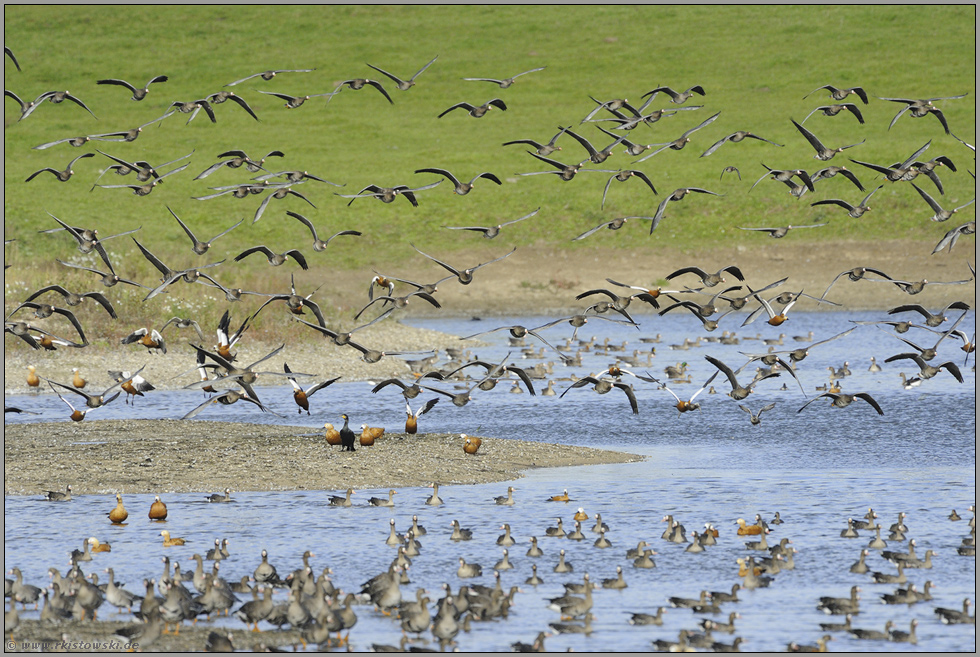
[
  {"xmin": 340, "ymin": 414, "xmax": 356, "ymax": 452},
  {"xmin": 462, "ymin": 434, "xmax": 482, "ymax": 455},
  {"xmin": 360, "ymin": 425, "xmax": 385, "ymax": 447},
  {"xmin": 405, "ymin": 399, "xmax": 438, "ymax": 434},
  {"xmin": 324, "ymin": 424, "xmax": 342, "ymax": 447}
]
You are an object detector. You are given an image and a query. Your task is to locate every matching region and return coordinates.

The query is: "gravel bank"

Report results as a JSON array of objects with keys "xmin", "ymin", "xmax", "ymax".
[{"xmin": 3, "ymin": 420, "xmax": 643, "ymax": 496}]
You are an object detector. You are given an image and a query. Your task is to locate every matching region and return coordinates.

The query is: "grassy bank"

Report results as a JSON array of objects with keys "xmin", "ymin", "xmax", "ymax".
[{"xmin": 4, "ymin": 6, "xmax": 976, "ymax": 343}]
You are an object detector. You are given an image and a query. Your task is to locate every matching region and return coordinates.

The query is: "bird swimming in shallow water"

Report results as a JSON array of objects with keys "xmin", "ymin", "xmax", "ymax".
[
  {"xmin": 207, "ymin": 488, "xmax": 232, "ymax": 503},
  {"xmin": 494, "ymin": 486, "xmax": 516, "ymax": 506},
  {"xmin": 547, "ymin": 489, "xmax": 570, "ymax": 503},
  {"xmin": 106, "ymin": 494, "xmax": 128, "ymax": 524},
  {"xmin": 148, "ymin": 496, "xmax": 168, "ymax": 521},
  {"xmin": 87, "ymin": 537, "xmax": 111, "ymax": 553},
  {"xmin": 160, "ymin": 530, "xmax": 185, "ymax": 547}
]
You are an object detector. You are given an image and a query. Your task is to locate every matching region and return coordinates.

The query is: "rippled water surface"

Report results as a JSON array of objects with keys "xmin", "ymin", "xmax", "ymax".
[{"xmin": 5, "ymin": 311, "xmax": 976, "ymax": 651}]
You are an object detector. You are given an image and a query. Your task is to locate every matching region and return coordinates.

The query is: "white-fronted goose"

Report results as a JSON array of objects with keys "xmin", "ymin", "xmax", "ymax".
[
  {"xmin": 792, "ymin": 118, "xmax": 864, "ymax": 161},
  {"xmin": 438, "ymin": 98, "xmax": 506, "ymax": 118},
  {"xmin": 97, "ymin": 75, "xmax": 168, "ymax": 100},
  {"xmin": 367, "ymin": 55, "xmax": 437, "ymax": 90},
  {"xmin": 25, "ymin": 152, "xmax": 95, "ymax": 182},
  {"xmin": 802, "ymin": 102, "xmax": 865, "ymax": 124},
  {"xmin": 462, "ymin": 67, "xmax": 544, "ymax": 88}
]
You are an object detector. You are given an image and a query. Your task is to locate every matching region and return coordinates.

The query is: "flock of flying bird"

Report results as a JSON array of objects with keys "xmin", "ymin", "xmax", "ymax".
[
  {"xmin": 3, "ymin": 45, "xmax": 977, "ymax": 427},
  {"xmin": 2, "ymin": 38, "xmax": 977, "ymax": 654}
]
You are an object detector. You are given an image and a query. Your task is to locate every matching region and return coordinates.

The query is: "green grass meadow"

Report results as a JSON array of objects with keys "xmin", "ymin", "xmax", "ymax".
[{"xmin": 4, "ymin": 5, "xmax": 976, "ymax": 337}]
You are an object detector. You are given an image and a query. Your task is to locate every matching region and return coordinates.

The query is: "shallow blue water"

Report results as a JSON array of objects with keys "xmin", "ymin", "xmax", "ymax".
[{"xmin": 5, "ymin": 311, "xmax": 976, "ymax": 651}]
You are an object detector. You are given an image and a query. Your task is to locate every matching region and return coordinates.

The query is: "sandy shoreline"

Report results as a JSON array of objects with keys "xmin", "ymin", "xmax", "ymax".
[{"xmin": 3, "ymin": 420, "xmax": 644, "ymax": 497}]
